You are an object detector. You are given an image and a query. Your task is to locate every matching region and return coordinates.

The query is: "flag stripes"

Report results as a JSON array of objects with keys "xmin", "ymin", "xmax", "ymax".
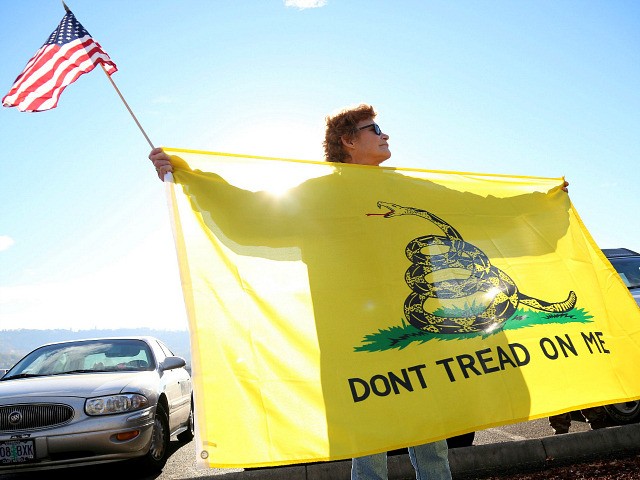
[{"xmin": 2, "ymin": 11, "xmax": 117, "ymax": 112}]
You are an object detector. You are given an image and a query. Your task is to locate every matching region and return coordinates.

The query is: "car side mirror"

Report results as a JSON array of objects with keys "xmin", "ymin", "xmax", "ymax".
[{"xmin": 160, "ymin": 356, "xmax": 186, "ymax": 371}]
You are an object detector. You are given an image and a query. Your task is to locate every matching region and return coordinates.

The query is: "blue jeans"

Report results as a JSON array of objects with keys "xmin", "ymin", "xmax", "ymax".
[{"xmin": 351, "ymin": 440, "xmax": 451, "ymax": 480}]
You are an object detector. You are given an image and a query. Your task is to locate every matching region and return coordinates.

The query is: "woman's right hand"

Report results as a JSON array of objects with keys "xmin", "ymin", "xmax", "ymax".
[{"xmin": 148, "ymin": 147, "xmax": 174, "ymax": 181}]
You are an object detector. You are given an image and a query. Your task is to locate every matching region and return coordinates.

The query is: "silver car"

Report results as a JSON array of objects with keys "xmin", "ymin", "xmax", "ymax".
[{"xmin": 0, "ymin": 336, "xmax": 194, "ymax": 473}]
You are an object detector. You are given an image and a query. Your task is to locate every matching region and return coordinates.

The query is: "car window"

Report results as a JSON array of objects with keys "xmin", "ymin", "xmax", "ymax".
[
  {"xmin": 84, "ymin": 344, "xmax": 152, "ymax": 371},
  {"xmin": 610, "ymin": 257, "xmax": 640, "ymax": 289},
  {"xmin": 6, "ymin": 340, "xmax": 153, "ymax": 377}
]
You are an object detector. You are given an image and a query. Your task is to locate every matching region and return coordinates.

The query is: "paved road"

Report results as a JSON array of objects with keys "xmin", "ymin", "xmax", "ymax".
[
  {"xmin": 0, "ymin": 418, "xmax": 589, "ymax": 480},
  {"xmin": 0, "ymin": 417, "xmax": 597, "ymax": 480},
  {"xmin": 473, "ymin": 415, "xmax": 590, "ymax": 445}
]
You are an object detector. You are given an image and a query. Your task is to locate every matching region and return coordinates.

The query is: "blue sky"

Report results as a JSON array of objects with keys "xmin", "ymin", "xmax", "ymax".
[{"xmin": 1, "ymin": 0, "xmax": 638, "ymax": 331}]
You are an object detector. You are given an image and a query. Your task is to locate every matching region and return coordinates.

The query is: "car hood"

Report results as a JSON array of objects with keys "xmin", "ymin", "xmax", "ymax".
[{"xmin": 0, "ymin": 371, "xmax": 158, "ymax": 401}]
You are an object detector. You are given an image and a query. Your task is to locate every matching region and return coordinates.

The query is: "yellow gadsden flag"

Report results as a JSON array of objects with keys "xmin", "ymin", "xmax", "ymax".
[{"xmin": 164, "ymin": 148, "xmax": 640, "ymax": 468}]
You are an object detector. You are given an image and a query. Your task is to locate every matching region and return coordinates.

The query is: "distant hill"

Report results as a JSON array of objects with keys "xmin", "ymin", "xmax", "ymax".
[{"xmin": 0, "ymin": 328, "xmax": 191, "ymax": 369}]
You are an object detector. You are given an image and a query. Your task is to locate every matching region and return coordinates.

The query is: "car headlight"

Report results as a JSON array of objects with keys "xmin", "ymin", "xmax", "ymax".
[{"xmin": 85, "ymin": 394, "xmax": 149, "ymax": 416}]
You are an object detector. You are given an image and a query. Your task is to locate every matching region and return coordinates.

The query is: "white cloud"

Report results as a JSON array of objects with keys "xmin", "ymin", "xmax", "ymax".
[
  {"xmin": 0, "ymin": 236, "xmax": 15, "ymax": 252},
  {"xmin": 284, "ymin": 0, "xmax": 327, "ymax": 10}
]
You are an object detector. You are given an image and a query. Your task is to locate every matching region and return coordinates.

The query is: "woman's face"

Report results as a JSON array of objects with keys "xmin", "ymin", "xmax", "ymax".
[{"xmin": 346, "ymin": 118, "xmax": 391, "ymax": 166}]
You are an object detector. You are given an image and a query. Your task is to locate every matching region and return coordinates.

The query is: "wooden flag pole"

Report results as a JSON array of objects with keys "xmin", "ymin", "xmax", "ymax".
[
  {"xmin": 61, "ymin": 2, "xmax": 154, "ymax": 149},
  {"xmin": 100, "ymin": 64, "xmax": 155, "ymax": 149}
]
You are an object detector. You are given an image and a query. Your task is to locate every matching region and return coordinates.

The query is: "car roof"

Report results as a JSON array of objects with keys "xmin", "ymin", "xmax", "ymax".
[
  {"xmin": 34, "ymin": 336, "xmax": 162, "ymax": 348},
  {"xmin": 602, "ymin": 248, "xmax": 639, "ymax": 258}
]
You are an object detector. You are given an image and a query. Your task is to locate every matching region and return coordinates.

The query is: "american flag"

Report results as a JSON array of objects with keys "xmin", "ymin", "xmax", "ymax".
[{"xmin": 2, "ymin": 9, "xmax": 117, "ymax": 112}]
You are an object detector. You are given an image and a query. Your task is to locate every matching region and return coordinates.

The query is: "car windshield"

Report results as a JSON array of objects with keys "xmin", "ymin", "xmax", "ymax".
[
  {"xmin": 610, "ymin": 256, "xmax": 640, "ymax": 289},
  {"xmin": 3, "ymin": 339, "xmax": 153, "ymax": 379}
]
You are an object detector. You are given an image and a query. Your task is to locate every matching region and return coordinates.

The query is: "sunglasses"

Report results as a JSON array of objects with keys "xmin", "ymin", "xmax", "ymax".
[{"xmin": 358, "ymin": 123, "xmax": 382, "ymax": 136}]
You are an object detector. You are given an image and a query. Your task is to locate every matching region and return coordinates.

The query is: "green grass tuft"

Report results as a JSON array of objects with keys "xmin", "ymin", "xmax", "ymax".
[{"xmin": 354, "ymin": 308, "xmax": 593, "ymax": 352}]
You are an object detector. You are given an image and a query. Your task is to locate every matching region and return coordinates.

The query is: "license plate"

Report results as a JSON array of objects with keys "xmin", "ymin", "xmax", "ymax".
[{"xmin": 0, "ymin": 440, "xmax": 35, "ymax": 464}]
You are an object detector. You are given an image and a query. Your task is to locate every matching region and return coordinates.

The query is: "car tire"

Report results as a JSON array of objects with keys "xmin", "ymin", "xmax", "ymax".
[
  {"xmin": 138, "ymin": 402, "xmax": 170, "ymax": 472},
  {"xmin": 177, "ymin": 399, "xmax": 195, "ymax": 442},
  {"xmin": 603, "ymin": 401, "xmax": 640, "ymax": 424},
  {"xmin": 446, "ymin": 431, "xmax": 475, "ymax": 448}
]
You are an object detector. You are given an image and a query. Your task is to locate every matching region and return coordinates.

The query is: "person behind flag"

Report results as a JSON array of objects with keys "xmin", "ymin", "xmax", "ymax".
[
  {"xmin": 148, "ymin": 105, "xmax": 453, "ymax": 479},
  {"xmin": 548, "ymin": 406, "xmax": 608, "ymax": 435},
  {"xmin": 322, "ymin": 104, "xmax": 453, "ymax": 480}
]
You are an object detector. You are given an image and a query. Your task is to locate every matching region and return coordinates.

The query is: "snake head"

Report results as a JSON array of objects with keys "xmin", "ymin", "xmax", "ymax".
[{"xmin": 374, "ymin": 201, "xmax": 412, "ymax": 217}]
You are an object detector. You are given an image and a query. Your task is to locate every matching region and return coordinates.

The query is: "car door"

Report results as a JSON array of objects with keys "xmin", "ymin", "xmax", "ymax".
[{"xmin": 156, "ymin": 340, "xmax": 192, "ymax": 430}]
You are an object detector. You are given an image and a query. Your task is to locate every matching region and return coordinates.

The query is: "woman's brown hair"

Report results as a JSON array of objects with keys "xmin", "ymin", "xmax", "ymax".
[{"xmin": 323, "ymin": 104, "xmax": 376, "ymax": 163}]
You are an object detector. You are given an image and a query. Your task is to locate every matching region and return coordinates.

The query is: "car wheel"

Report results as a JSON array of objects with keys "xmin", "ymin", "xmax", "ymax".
[
  {"xmin": 446, "ymin": 431, "xmax": 475, "ymax": 448},
  {"xmin": 138, "ymin": 402, "xmax": 170, "ymax": 472},
  {"xmin": 177, "ymin": 399, "xmax": 195, "ymax": 442},
  {"xmin": 603, "ymin": 401, "xmax": 640, "ymax": 424}
]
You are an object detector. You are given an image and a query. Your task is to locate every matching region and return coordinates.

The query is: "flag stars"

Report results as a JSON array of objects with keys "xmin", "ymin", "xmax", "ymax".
[{"xmin": 42, "ymin": 13, "xmax": 89, "ymax": 46}]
